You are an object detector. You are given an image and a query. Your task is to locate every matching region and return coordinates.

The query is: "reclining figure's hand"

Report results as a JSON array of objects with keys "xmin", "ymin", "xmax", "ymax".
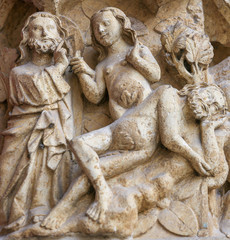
[{"xmin": 191, "ymin": 154, "xmax": 211, "ymax": 177}]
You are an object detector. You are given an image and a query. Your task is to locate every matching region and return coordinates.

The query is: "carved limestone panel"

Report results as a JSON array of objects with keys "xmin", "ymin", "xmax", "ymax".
[{"xmin": 0, "ymin": 1, "xmax": 230, "ymax": 239}]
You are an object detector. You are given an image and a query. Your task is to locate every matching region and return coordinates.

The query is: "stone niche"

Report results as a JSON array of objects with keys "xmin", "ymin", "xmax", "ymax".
[{"xmin": 0, "ymin": 0, "xmax": 230, "ymax": 239}]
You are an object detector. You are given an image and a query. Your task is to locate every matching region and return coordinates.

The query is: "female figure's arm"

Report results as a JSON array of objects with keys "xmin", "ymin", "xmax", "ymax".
[
  {"xmin": 70, "ymin": 55, "xmax": 106, "ymax": 104},
  {"xmin": 126, "ymin": 41, "xmax": 161, "ymax": 83}
]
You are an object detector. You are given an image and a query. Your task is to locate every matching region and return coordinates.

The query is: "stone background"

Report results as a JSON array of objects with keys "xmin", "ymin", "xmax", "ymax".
[
  {"xmin": 1, "ymin": 0, "xmax": 230, "ymax": 149},
  {"xmin": 0, "ymin": 0, "xmax": 230, "ymax": 239}
]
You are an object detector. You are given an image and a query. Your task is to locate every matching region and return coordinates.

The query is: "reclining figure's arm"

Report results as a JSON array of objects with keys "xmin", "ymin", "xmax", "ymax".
[{"xmin": 158, "ymin": 86, "xmax": 211, "ymax": 176}]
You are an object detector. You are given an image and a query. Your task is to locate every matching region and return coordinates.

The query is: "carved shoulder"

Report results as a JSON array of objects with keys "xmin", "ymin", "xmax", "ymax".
[
  {"xmin": 159, "ymin": 86, "xmax": 179, "ymax": 105},
  {"xmin": 10, "ymin": 64, "xmax": 29, "ymax": 77}
]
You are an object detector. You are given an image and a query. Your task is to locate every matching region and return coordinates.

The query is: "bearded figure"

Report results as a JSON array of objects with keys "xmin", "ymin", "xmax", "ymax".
[{"xmin": 0, "ymin": 12, "xmax": 74, "ymax": 232}]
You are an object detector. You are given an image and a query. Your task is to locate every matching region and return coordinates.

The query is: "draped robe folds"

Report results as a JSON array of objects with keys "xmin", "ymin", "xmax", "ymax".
[{"xmin": 0, "ymin": 62, "xmax": 74, "ymax": 225}]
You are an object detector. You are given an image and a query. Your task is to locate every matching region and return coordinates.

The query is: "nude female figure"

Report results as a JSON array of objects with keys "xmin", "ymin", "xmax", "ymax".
[
  {"xmin": 70, "ymin": 7, "xmax": 161, "ymax": 120},
  {"xmin": 40, "ymin": 83, "xmax": 230, "ymax": 230}
]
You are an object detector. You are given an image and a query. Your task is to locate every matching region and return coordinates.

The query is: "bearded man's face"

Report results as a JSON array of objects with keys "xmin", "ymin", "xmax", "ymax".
[
  {"xmin": 27, "ymin": 38, "xmax": 60, "ymax": 54},
  {"xmin": 28, "ymin": 16, "xmax": 62, "ymax": 54}
]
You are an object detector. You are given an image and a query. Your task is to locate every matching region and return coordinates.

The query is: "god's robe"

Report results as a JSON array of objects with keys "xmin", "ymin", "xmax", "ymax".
[{"xmin": 0, "ymin": 62, "xmax": 74, "ymax": 225}]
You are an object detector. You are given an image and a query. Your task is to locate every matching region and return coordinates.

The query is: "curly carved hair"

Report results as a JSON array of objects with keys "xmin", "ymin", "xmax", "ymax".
[
  {"xmin": 90, "ymin": 7, "xmax": 137, "ymax": 61},
  {"xmin": 179, "ymin": 83, "xmax": 228, "ymax": 118},
  {"xmin": 18, "ymin": 12, "xmax": 67, "ymax": 64}
]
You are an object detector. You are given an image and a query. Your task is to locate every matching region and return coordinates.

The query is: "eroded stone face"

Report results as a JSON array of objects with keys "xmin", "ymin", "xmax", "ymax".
[
  {"xmin": 29, "ymin": 17, "xmax": 60, "ymax": 41},
  {"xmin": 91, "ymin": 11, "xmax": 122, "ymax": 47},
  {"xmin": 0, "ymin": 1, "xmax": 230, "ymax": 240},
  {"xmin": 27, "ymin": 16, "xmax": 61, "ymax": 54}
]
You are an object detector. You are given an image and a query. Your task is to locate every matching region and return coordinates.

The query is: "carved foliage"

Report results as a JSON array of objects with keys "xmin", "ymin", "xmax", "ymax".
[
  {"xmin": 158, "ymin": 201, "xmax": 198, "ymax": 236},
  {"xmin": 161, "ymin": 21, "xmax": 214, "ymax": 84}
]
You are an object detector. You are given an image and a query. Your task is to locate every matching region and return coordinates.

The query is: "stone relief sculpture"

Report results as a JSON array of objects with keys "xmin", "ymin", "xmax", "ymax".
[
  {"xmin": 39, "ymin": 82, "xmax": 229, "ymax": 233},
  {"xmin": 160, "ymin": 21, "xmax": 214, "ymax": 85},
  {"xmin": 4, "ymin": 16, "xmax": 230, "ymax": 240},
  {"xmin": 70, "ymin": 7, "xmax": 161, "ymax": 120},
  {"xmin": 0, "ymin": 12, "xmax": 74, "ymax": 232},
  {"xmin": 1, "ymin": 1, "xmax": 230, "ymax": 240}
]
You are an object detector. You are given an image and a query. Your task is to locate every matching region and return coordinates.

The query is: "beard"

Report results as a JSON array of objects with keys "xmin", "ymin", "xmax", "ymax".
[{"xmin": 27, "ymin": 37, "xmax": 61, "ymax": 54}]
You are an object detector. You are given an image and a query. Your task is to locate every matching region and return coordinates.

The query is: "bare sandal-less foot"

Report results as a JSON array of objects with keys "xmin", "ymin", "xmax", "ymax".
[
  {"xmin": 5, "ymin": 223, "xmax": 61, "ymax": 240},
  {"xmin": 41, "ymin": 205, "xmax": 70, "ymax": 230},
  {"xmin": 86, "ymin": 187, "xmax": 113, "ymax": 223},
  {"xmin": 4, "ymin": 216, "xmax": 26, "ymax": 231}
]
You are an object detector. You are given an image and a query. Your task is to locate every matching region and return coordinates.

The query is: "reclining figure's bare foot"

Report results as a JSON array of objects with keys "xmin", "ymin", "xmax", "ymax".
[
  {"xmin": 41, "ymin": 174, "xmax": 91, "ymax": 230},
  {"xmin": 41, "ymin": 204, "xmax": 71, "ymax": 230},
  {"xmin": 5, "ymin": 222, "xmax": 65, "ymax": 240},
  {"xmin": 86, "ymin": 185, "xmax": 113, "ymax": 224}
]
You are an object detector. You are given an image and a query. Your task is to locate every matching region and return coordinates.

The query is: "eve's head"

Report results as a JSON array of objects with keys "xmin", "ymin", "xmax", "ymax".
[{"xmin": 90, "ymin": 7, "xmax": 136, "ymax": 61}]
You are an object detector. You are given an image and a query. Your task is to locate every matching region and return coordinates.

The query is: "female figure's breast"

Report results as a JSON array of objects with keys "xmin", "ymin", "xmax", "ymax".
[{"xmin": 105, "ymin": 62, "xmax": 152, "ymax": 109}]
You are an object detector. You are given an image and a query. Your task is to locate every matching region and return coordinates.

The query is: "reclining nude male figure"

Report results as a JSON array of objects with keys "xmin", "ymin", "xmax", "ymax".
[{"xmin": 40, "ymin": 83, "xmax": 230, "ymax": 230}]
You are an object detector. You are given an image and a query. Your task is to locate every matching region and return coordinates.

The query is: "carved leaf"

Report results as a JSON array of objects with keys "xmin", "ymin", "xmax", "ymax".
[
  {"xmin": 173, "ymin": 36, "xmax": 186, "ymax": 53},
  {"xmin": 185, "ymin": 34, "xmax": 213, "ymax": 65},
  {"xmin": 185, "ymin": 37, "xmax": 197, "ymax": 63},
  {"xmin": 172, "ymin": 21, "xmax": 187, "ymax": 40},
  {"xmin": 198, "ymin": 38, "xmax": 214, "ymax": 65},
  {"xmin": 161, "ymin": 30, "xmax": 174, "ymax": 53},
  {"xmin": 161, "ymin": 21, "xmax": 188, "ymax": 54},
  {"xmin": 158, "ymin": 201, "xmax": 198, "ymax": 236}
]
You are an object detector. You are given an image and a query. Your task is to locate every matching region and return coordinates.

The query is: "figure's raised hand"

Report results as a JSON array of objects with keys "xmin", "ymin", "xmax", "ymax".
[
  {"xmin": 70, "ymin": 50, "xmax": 94, "ymax": 77},
  {"xmin": 126, "ymin": 40, "xmax": 140, "ymax": 63},
  {"xmin": 54, "ymin": 41, "xmax": 69, "ymax": 70}
]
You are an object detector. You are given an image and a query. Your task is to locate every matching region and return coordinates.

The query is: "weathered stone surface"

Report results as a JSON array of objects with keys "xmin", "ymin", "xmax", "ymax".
[{"xmin": 0, "ymin": 0, "xmax": 230, "ymax": 239}]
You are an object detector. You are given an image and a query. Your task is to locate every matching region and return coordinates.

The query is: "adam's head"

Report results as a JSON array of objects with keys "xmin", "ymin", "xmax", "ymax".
[
  {"xmin": 19, "ymin": 12, "xmax": 67, "ymax": 63},
  {"xmin": 179, "ymin": 84, "xmax": 228, "ymax": 120},
  {"xmin": 90, "ymin": 7, "xmax": 136, "ymax": 61}
]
